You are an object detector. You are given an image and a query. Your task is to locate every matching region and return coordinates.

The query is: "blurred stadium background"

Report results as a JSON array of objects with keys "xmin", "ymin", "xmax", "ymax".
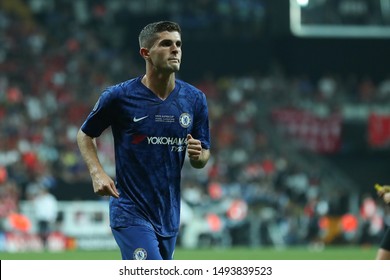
[{"xmin": 1, "ymin": 0, "xmax": 390, "ymax": 259}]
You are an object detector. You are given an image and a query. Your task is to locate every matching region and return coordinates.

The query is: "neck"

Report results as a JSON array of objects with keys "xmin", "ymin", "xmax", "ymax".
[{"xmin": 142, "ymin": 71, "xmax": 176, "ymax": 100}]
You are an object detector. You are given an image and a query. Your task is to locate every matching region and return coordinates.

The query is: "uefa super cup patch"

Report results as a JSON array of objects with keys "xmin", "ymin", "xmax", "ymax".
[
  {"xmin": 155, "ymin": 114, "xmax": 175, "ymax": 123},
  {"xmin": 133, "ymin": 248, "xmax": 147, "ymax": 260},
  {"xmin": 179, "ymin": 113, "xmax": 191, "ymax": 128}
]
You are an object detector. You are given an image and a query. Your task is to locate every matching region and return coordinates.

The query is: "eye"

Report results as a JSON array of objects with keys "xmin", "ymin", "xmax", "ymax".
[{"xmin": 160, "ymin": 40, "xmax": 172, "ymax": 47}]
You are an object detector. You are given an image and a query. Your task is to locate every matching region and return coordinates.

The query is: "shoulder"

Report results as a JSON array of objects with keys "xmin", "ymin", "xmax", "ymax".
[
  {"xmin": 107, "ymin": 77, "xmax": 140, "ymax": 95},
  {"xmin": 102, "ymin": 77, "xmax": 141, "ymax": 100},
  {"xmin": 176, "ymin": 79, "xmax": 206, "ymax": 98}
]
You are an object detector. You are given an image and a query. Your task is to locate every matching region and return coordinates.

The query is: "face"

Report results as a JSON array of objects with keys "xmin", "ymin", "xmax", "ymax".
[{"xmin": 144, "ymin": 31, "xmax": 182, "ymax": 73}]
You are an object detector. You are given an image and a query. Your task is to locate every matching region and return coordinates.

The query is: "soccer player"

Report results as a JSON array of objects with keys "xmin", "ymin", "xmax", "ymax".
[
  {"xmin": 376, "ymin": 185, "xmax": 390, "ymax": 260},
  {"xmin": 77, "ymin": 21, "xmax": 210, "ymax": 260}
]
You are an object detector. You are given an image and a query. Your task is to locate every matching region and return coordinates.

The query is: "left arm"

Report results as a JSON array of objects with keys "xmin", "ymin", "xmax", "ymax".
[{"xmin": 187, "ymin": 134, "xmax": 210, "ymax": 169}]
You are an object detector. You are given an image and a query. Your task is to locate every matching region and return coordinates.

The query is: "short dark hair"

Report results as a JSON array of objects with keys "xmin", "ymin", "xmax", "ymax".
[{"xmin": 138, "ymin": 21, "xmax": 181, "ymax": 49}]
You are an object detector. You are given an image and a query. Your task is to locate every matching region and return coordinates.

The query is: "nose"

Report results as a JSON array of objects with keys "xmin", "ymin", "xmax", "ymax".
[{"xmin": 171, "ymin": 45, "xmax": 179, "ymax": 54}]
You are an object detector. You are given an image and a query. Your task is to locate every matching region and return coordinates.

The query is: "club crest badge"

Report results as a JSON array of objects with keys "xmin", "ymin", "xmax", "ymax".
[
  {"xmin": 179, "ymin": 113, "xmax": 191, "ymax": 128},
  {"xmin": 133, "ymin": 248, "xmax": 147, "ymax": 260}
]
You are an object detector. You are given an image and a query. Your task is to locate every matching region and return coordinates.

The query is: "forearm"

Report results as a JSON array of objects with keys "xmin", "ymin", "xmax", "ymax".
[
  {"xmin": 77, "ymin": 129, "xmax": 119, "ymax": 198},
  {"xmin": 77, "ymin": 129, "xmax": 104, "ymax": 176},
  {"xmin": 190, "ymin": 149, "xmax": 210, "ymax": 169}
]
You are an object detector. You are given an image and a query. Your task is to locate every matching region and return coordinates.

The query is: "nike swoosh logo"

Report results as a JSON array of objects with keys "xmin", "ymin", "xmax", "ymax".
[{"xmin": 133, "ymin": 115, "xmax": 149, "ymax": 122}]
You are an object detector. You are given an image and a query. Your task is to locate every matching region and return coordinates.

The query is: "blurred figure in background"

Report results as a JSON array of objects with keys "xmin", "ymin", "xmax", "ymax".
[
  {"xmin": 32, "ymin": 185, "xmax": 58, "ymax": 249},
  {"xmin": 376, "ymin": 185, "xmax": 390, "ymax": 260}
]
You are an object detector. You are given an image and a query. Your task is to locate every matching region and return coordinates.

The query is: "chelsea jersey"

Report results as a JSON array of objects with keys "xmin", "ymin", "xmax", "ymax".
[{"xmin": 81, "ymin": 76, "xmax": 210, "ymax": 237}]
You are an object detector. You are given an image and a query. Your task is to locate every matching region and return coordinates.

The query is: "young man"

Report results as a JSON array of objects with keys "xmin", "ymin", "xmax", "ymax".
[
  {"xmin": 376, "ymin": 186, "xmax": 390, "ymax": 260},
  {"xmin": 77, "ymin": 21, "xmax": 210, "ymax": 260}
]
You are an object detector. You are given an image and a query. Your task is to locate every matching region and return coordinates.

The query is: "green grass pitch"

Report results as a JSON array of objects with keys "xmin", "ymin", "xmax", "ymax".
[{"xmin": 0, "ymin": 246, "xmax": 377, "ymax": 260}]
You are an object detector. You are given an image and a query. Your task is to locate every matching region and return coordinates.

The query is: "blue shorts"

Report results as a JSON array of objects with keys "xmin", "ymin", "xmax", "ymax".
[{"xmin": 111, "ymin": 225, "xmax": 177, "ymax": 260}]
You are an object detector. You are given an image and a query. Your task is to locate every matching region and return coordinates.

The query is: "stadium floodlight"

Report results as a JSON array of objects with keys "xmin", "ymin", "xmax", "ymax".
[
  {"xmin": 296, "ymin": 0, "xmax": 309, "ymax": 7},
  {"xmin": 290, "ymin": 0, "xmax": 390, "ymax": 38}
]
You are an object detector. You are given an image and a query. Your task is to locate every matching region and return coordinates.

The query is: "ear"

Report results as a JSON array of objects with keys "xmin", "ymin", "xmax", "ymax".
[{"xmin": 140, "ymin": 48, "xmax": 149, "ymax": 60}]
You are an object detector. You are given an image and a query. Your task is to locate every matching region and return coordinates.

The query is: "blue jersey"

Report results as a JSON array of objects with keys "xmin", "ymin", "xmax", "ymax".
[{"xmin": 81, "ymin": 77, "xmax": 210, "ymax": 237}]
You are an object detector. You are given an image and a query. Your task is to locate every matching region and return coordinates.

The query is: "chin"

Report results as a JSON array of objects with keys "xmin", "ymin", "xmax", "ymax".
[{"xmin": 170, "ymin": 66, "xmax": 180, "ymax": 72}]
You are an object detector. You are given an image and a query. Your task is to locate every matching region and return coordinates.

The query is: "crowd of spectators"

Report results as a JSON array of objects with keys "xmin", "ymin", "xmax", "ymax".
[{"xmin": 1, "ymin": 0, "xmax": 389, "ymax": 247}]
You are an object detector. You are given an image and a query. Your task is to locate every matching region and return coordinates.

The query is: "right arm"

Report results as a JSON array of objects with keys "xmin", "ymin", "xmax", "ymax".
[{"xmin": 77, "ymin": 129, "xmax": 119, "ymax": 198}]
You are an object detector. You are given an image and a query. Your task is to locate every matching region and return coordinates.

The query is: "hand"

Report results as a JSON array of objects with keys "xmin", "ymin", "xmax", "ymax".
[
  {"xmin": 91, "ymin": 171, "xmax": 119, "ymax": 198},
  {"xmin": 186, "ymin": 134, "xmax": 202, "ymax": 161}
]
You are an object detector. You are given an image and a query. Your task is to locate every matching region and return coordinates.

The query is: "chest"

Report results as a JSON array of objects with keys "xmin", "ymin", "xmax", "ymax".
[{"xmin": 113, "ymin": 95, "xmax": 194, "ymax": 137}]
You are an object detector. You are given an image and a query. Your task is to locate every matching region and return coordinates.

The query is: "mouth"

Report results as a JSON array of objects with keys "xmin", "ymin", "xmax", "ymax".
[{"xmin": 169, "ymin": 58, "xmax": 180, "ymax": 63}]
